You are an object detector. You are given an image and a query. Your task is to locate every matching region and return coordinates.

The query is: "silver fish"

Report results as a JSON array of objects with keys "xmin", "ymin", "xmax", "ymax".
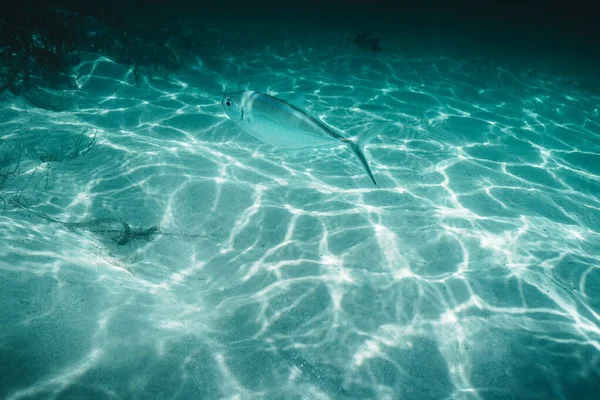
[{"xmin": 221, "ymin": 90, "xmax": 378, "ymax": 185}]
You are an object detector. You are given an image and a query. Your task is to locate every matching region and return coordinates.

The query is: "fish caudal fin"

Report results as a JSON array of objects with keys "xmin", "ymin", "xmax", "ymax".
[
  {"xmin": 348, "ymin": 141, "xmax": 377, "ymax": 185},
  {"xmin": 346, "ymin": 121, "xmax": 394, "ymax": 186}
]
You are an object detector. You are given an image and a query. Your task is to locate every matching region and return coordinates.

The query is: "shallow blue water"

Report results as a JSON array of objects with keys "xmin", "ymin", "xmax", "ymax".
[{"xmin": 1, "ymin": 17, "xmax": 600, "ymax": 400}]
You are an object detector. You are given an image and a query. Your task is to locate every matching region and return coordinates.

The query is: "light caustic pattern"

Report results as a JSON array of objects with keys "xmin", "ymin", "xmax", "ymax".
[{"xmin": 1, "ymin": 28, "xmax": 600, "ymax": 399}]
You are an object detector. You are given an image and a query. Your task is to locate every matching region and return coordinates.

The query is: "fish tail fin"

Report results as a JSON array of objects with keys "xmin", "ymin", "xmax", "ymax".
[
  {"xmin": 345, "ymin": 121, "xmax": 394, "ymax": 186},
  {"xmin": 347, "ymin": 141, "xmax": 377, "ymax": 185}
]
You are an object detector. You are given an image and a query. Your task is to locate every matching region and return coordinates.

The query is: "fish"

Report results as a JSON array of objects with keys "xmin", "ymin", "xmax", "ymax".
[{"xmin": 220, "ymin": 90, "xmax": 380, "ymax": 185}]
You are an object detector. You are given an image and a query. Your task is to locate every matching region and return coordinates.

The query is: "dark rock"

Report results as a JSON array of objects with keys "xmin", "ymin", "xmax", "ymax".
[{"xmin": 349, "ymin": 32, "xmax": 382, "ymax": 52}]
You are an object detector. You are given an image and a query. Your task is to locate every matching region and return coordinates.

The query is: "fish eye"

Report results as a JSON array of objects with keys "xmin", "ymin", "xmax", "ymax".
[{"xmin": 226, "ymin": 100, "xmax": 231, "ymax": 107}]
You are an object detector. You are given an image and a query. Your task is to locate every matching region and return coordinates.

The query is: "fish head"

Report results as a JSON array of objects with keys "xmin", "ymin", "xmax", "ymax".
[{"xmin": 221, "ymin": 91, "xmax": 247, "ymax": 122}]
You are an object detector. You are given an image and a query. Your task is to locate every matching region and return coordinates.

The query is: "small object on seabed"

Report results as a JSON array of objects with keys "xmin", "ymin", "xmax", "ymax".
[{"xmin": 348, "ymin": 33, "xmax": 382, "ymax": 52}]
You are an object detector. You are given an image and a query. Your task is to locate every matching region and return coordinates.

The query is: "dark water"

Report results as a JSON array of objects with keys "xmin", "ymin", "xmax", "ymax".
[{"xmin": 1, "ymin": 1, "xmax": 599, "ymax": 399}]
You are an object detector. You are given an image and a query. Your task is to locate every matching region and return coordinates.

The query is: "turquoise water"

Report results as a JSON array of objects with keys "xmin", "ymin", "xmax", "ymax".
[{"xmin": 1, "ymin": 11, "xmax": 600, "ymax": 400}]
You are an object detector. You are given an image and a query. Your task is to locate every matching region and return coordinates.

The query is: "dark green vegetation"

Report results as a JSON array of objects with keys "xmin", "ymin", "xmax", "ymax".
[
  {"xmin": 0, "ymin": 2, "xmax": 215, "ymax": 94},
  {"xmin": 1, "ymin": 128, "xmax": 199, "ymax": 247},
  {"xmin": 0, "ymin": 2, "xmax": 215, "ymax": 250},
  {"xmin": 0, "ymin": 129, "xmax": 96, "ymax": 216},
  {"xmin": 38, "ymin": 129, "xmax": 97, "ymax": 163},
  {"xmin": 0, "ymin": 5, "xmax": 88, "ymax": 94},
  {"xmin": 11, "ymin": 198, "xmax": 162, "ymax": 246},
  {"xmin": 0, "ymin": 135, "xmax": 24, "ymax": 214},
  {"xmin": 1, "ymin": 131, "xmax": 162, "ymax": 247}
]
